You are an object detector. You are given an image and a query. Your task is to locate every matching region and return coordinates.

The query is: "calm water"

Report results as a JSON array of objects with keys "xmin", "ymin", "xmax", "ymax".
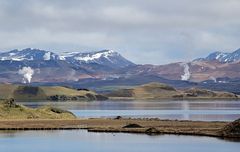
[
  {"xmin": 1, "ymin": 100, "xmax": 240, "ymax": 151},
  {"xmin": 0, "ymin": 130, "xmax": 240, "ymax": 152},
  {"xmin": 21, "ymin": 100, "xmax": 240, "ymax": 121}
]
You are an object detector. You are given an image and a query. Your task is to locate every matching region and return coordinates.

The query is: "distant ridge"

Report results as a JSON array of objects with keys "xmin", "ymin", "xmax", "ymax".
[
  {"xmin": 1, "ymin": 47, "xmax": 240, "ymax": 87},
  {"xmin": 194, "ymin": 48, "xmax": 240, "ymax": 63}
]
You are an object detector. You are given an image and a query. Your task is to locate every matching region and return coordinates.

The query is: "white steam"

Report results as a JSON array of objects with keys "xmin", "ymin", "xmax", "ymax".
[
  {"xmin": 18, "ymin": 67, "xmax": 34, "ymax": 83},
  {"xmin": 180, "ymin": 62, "xmax": 191, "ymax": 81},
  {"xmin": 209, "ymin": 76, "xmax": 217, "ymax": 83}
]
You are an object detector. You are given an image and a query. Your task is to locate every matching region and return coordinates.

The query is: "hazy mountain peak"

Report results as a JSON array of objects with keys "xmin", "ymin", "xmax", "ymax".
[
  {"xmin": 0, "ymin": 48, "xmax": 61, "ymax": 61},
  {"xmin": 194, "ymin": 48, "xmax": 240, "ymax": 63}
]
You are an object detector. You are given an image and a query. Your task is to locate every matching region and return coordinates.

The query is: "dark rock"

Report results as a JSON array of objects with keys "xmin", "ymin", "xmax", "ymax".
[
  {"xmin": 49, "ymin": 107, "xmax": 67, "ymax": 114},
  {"xmin": 220, "ymin": 118, "xmax": 240, "ymax": 137},
  {"xmin": 70, "ymin": 96, "xmax": 78, "ymax": 101},
  {"xmin": 47, "ymin": 93, "xmax": 107, "ymax": 101},
  {"xmin": 95, "ymin": 94, "xmax": 108, "ymax": 101},
  {"xmin": 185, "ymin": 93, "xmax": 198, "ymax": 97},
  {"xmin": 114, "ymin": 116, "xmax": 122, "ymax": 120},
  {"xmin": 122, "ymin": 123, "xmax": 143, "ymax": 128},
  {"xmin": 59, "ymin": 95, "xmax": 68, "ymax": 101},
  {"xmin": 86, "ymin": 93, "xmax": 96, "ymax": 100},
  {"xmin": 48, "ymin": 107, "xmax": 76, "ymax": 117},
  {"xmin": 184, "ymin": 88, "xmax": 216, "ymax": 97},
  {"xmin": 145, "ymin": 127, "xmax": 160, "ymax": 135},
  {"xmin": 48, "ymin": 95, "xmax": 59, "ymax": 101},
  {"xmin": 172, "ymin": 94, "xmax": 184, "ymax": 98},
  {"xmin": 2, "ymin": 98, "xmax": 17, "ymax": 108},
  {"xmin": 77, "ymin": 88, "xmax": 90, "ymax": 91}
]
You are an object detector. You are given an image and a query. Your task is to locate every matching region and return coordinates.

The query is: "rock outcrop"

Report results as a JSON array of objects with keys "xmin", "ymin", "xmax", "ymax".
[{"xmin": 220, "ymin": 119, "xmax": 240, "ymax": 138}]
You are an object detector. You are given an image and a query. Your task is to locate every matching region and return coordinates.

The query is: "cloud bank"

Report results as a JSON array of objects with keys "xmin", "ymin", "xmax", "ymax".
[{"xmin": 0, "ymin": 0, "xmax": 240, "ymax": 64}]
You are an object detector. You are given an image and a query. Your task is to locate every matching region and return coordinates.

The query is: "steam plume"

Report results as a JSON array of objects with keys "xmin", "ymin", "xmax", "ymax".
[
  {"xmin": 18, "ymin": 67, "xmax": 34, "ymax": 83},
  {"xmin": 210, "ymin": 76, "xmax": 217, "ymax": 83},
  {"xmin": 180, "ymin": 62, "xmax": 191, "ymax": 81}
]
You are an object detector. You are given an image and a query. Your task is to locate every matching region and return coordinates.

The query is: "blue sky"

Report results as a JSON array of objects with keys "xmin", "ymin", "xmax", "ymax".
[{"xmin": 0, "ymin": 0, "xmax": 240, "ymax": 64}]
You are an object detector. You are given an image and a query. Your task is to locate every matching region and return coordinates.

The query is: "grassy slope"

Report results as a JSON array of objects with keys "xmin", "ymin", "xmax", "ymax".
[
  {"xmin": 0, "ymin": 84, "xmax": 98, "ymax": 101},
  {"xmin": 0, "ymin": 84, "xmax": 18, "ymax": 99},
  {"xmin": 132, "ymin": 83, "xmax": 179, "ymax": 99},
  {"xmin": 41, "ymin": 86, "xmax": 96, "ymax": 96},
  {"xmin": 107, "ymin": 82, "xmax": 239, "ymax": 100},
  {"xmin": 0, "ymin": 99, "xmax": 76, "ymax": 119}
]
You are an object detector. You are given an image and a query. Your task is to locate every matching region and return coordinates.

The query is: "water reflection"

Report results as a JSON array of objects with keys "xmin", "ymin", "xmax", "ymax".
[
  {"xmin": 0, "ymin": 130, "xmax": 239, "ymax": 152},
  {"xmin": 19, "ymin": 100, "xmax": 240, "ymax": 121}
]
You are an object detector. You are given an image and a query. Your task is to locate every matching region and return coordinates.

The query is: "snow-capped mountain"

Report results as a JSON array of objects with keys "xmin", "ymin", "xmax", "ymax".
[
  {"xmin": 0, "ymin": 48, "xmax": 135, "ymax": 83},
  {"xmin": 1, "ymin": 47, "xmax": 240, "ymax": 84},
  {"xmin": 0, "ymin": 48, "xmax": 134, "ymax": 68},
  {"xmin": 195, "ymin": 48, "xmax": 240, "ymax": 63},
  {"xmin": 0, "ymin": 48, "xmax": 62, "ymax": 61},
  {"xmin": 61, "ymin": 50, "xmax": 134, "ymax": 68}
]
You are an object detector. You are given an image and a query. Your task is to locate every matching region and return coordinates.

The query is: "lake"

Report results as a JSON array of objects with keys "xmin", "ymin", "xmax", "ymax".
[
  {"xmin": 21, "ymin": 100, "xmax": 240, "ymax": 121},
  {"xmin": 0, "ymin": 100, "xmax": 239, "ymax": 152},
  {"xmin": 0, "ymin": 130, "xmax": 240, "ymax": 152}
]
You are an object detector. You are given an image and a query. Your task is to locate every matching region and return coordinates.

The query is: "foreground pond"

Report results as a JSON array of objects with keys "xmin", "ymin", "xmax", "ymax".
[
  {"xmin": 20, "ymin": 100, "xmax": 240, "ymax": 121},
  {"xmin": 0, "ymin": 130, "xmax": 239, "ymax": 152}
]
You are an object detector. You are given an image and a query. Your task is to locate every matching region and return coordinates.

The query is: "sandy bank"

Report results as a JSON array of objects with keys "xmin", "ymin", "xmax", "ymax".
[{"xmin": 0, "ymin": 118, "xmax": 239, "ymax": 140}]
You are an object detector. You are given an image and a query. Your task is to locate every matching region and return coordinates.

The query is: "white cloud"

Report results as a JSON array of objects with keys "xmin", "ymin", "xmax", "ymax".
[{"xmin": 0, "ymin": 0, "xmax": 240, "ymax": 64}]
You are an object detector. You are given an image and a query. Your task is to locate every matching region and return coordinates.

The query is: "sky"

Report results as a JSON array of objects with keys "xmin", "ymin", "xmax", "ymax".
[{"xmin": 0, "ymin": 0, "xmax": 240, "ymax": 64}]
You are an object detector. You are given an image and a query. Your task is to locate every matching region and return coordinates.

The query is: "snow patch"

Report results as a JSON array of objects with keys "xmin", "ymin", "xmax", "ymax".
[
  {"xmin": 59, "ymin": 56, "xmax": 65, "ymax": 60},
  {"xmin": 18, "ymin": 67, "xmax": 34, "ymax": 83},
  {"xmin": 74, "ymin": 50, "xmax": 116, "ymax": 62},
  {"xmin": 43, "ymin": 52, "xmax": 51, "ymax": 60},
  {"xmin": 216, "ymin": 53, "xmax": 227, "ymax": 60},
  {"xmin": 11, "ymin": 57, "xmax": 25, "ymax": 61},
  {"xmin": 0, "ymin": 57, "xmax": 7, "ymax": 61},
  {"xmin": 59, "ymin": 52, "xmax": 80, "ymax": 60}
]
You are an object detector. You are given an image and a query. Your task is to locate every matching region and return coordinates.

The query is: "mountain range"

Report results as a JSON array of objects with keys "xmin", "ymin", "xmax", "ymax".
[
  {"xmin": 0, "ymin": 48, "xmax": 134, "ymax": 83},
  {"xmin": 0, "ymin": 47, "xmax": 240, "ymax": 93},
  {"xmin": 195, "ymin": 48, "xmax": 240, "ymax": 63},
  {"xmin": 115, "ymin": 48, "xmax": 240, "ymax": 82}
]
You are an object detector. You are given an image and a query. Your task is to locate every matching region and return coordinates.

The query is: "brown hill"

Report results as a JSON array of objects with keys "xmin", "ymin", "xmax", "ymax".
[
  {"xmin": 0, "ymin": 84, "xmax": 108, "ymax": 101},
  {"xmin": 107, "ymin": 82, "xmax": 238, "ymax": 100},
  {"xmin": 118, "ymin": 60, "xmax": 240, "ymax": 82}
]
